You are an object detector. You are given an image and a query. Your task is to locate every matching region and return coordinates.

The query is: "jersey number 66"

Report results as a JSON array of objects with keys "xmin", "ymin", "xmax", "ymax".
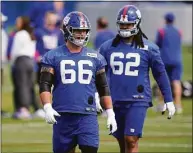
[{"xmin": 60, "ymin": 60, "xmax": 93, "ymax": 84}]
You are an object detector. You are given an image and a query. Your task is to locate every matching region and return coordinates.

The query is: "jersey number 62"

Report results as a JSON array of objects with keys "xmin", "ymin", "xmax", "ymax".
[{"xmin": 110, "ymin": 52, "xmax": 140, "ymax": 76}]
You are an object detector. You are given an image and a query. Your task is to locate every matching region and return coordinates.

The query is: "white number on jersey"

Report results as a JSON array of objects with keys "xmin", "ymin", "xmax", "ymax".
[
  {"xmin": 60, "ymin": 60, "xmax": 93, "ymax": 84},
  {"xmin": 110, "ymin": 52, "xmax": 140, "ymax": 76}
]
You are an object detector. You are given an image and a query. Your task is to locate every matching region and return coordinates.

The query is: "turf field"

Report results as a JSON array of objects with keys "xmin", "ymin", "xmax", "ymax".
[{"xmin": 1, "ymin": 45, "xmax": 192, "ymax": 153}]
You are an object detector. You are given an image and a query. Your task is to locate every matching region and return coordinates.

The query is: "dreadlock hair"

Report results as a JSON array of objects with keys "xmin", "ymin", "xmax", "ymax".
[
  {"xmin": 131, "ymin": 27, "xmax": 148, "ymax": 48},
  {"xmin": 112, "ymin": 26, "xmax": 148, "ymax": 48},
  {"xmin": 112, "ymin": 34, "xmax": 122, "ymax": 47}
]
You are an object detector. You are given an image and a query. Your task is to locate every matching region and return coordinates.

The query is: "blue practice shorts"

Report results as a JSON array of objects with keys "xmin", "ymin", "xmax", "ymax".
[
  {"xmin": 165, "ymin": 64, "xmax": 182, "ymax": 81},
  {"xmin": 53, "ymin": 113, "xmax": 99, "ymax": 153},
  {"xmin": 113, "ymin": 104, "xmax": 148, "ymax": 139}
]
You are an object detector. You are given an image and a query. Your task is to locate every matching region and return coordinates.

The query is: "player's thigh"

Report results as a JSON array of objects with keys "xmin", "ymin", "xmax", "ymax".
[
  {"xmin": 53, "ymin": 114, "xmax": 78, "ymax": 153},
  {"xmin": 170, "ymin": 64, "xmax": 183, "ymax": 81},
  {"xmin": 112, "ymin": 107, "xmax": 126, "ymax": 139},
  {"xmin": 77, "ymin": 114, "xmax": 99, "ymax": 148},
  {"xmin": 124, "ymin": 106, "xmax": 148, "ymax": 138}
]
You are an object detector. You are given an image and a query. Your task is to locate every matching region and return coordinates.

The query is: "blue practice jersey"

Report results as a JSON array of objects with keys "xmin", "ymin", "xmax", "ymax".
[
  {"xmin": 99, "ymin": 38, "xmax": 173, "ymax": 106},
  {"xmin": 155, "ymin": 25, "xmax": 182, "ymax": 65},
  {"xmin": 41, "ymin": 44, "xmax": 107, "ymax": 115},
  {"xmin": 35, "ymin": 27, "xmax": 64, "ymax": 56},
  {"xmin": 93, "ymin": 30, "xmax": 115, "ymax": 50}
]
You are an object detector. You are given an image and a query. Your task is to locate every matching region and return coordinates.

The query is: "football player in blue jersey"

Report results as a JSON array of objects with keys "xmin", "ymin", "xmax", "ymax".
[
  {"xmin": 39, "ymin": 11, "xmax": 117, "ymax": 153},
  {"xmin": 99, "ymin": 5, "xmax": 176, "ymax": 153}
]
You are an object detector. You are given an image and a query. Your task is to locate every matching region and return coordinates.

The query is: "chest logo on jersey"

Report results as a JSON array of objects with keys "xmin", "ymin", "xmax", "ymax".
[
  {"xmin": 87, "ymin": 52, "xmax": 97, "ymax": 58},
  {"xmin": 139, "ymin": 45, "xmax": 148, "ymax": 51}
]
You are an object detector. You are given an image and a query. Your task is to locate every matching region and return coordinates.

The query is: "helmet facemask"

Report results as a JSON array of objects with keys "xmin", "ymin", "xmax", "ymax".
[
  {"xmin": 117, "ymin": 19, "xmax": 140, "ymax": 38},
  {"xmin": 66, "ymin": 26, "xmax": 90, "ymax": 47}
]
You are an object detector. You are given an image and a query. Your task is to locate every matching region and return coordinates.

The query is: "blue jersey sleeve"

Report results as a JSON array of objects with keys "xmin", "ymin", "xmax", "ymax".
[
  {"xmin": 96, "ymin": 53, "xmax": 107, "ymax": 72},
  {"xmin": 99, "ymin": 44, "xmax": 105, "ymax": 57},
  {"xmin": 149, "ymin": 45, "xmax": 173, "ymax": 103},
  {"xmin": 41, "ymin": 51, "xmax": 55, "ymax": 68},
  {"xmin": 155, "ymin": 29, "xmax": 164, "ymax": 48}
]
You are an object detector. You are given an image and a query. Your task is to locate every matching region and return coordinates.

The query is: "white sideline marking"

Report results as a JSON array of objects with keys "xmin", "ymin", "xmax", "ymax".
[
  {"xmin": 98, "ymin": 121, "xmax": 192, "ymax": 128},
  {"xmin": 2, "ymin": 125, "xmax": 192, "ymax": 137},
  {"xmin": 2, "ymin": 122, "xmax": 192, "ymax": 131},
  {"xmin": 2, "ymin": 127, "xmax": 192, "ymax": 137},
  {"xmin": 2, "ymin": 140, "xmax": 192, "ymax": 148},
  {"xmin": 2, "ymin": 116, "xmax": 192, "ymax": 129},
  {"xmin": 99, "ymin": 115, "xmax": 192, "ymax": 120},
  {"xmin": 99, "ymin": 131, "xmax": 192, "ymax": 136},
  {"xmin": 100, "ymin": 142, "xmax": 192, "ymax": 148},
  {"xmin": 98, "ymin": 122, "xmax": 192, "ymax": 128}
]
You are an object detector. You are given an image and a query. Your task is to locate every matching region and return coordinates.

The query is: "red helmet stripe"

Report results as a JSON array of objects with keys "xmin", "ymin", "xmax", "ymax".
[
  {"xmin": 123, "ymin": 5, "xmax": 130, "ymax": 16},
  {"xmin": 78, "ymin": 12, "xmax": 87, "ymax": 28},
  {"xmin": 79, "ymin": 12, "xmax": 85, "ymax": 22}
]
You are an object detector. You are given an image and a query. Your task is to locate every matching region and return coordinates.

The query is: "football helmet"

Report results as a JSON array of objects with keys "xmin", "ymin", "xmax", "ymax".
[
  {"xmin": 116, "ymin": 5, "xmax": 141, "ymax": 38},
  {"xmin": 61, "ymin": 11, "xmax": 91, "ymax": 46}
]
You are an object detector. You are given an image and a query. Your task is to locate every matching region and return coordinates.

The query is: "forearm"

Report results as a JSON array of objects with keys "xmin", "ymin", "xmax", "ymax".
[
  {"xmin": 39, "ymin": 66, "xmax": 54, "ymax": 106},
  {"xmin": 95, "ymin": 69, "xmax": 113, "ymax": 110},
  {"xmin": 95, "ymin": 69, "xmax": 117, "ymax": 133},
  {"xmin": 100, "ymin": 96, "xmax": 113, "ymax": 110},
  {"xmin": 151, "ymin": 51, "xmax": 173, "ymax": 103},
  {"xmin": 153, "ymin": 70, "xmax": 173, "ymax": 103},
  {"xmin": 40, "ymin": 91, "xmax": 52, "ymax": 105}
]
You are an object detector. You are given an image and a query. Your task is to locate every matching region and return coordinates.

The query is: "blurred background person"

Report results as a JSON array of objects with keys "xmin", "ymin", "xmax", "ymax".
[
  {"xmin": 53, "ymin": 1, "xmax": 65, "ymax": 28},
  {"xmin": 10, "ymin": 16, "xmax": 38, "ymax": 119},
  {"xmin": 93, "ymin": 17, "xmax": 115, "ymax": 116},
  {"xmin": 1, "ymin": 13, "xmax": 8, "ymax": 84},
  {"xmin": 29, "ymin": 1, "xmax": 53, "ymax": 29},
  {"xmin": 155, "ymin": 12, "xmax": 183, "ymax": 114},
  {"xmin": 29, "ymin": 1, "xmax": 65, "ymax": 29},
  {"xmin": 7, "ymin": 16, "xmax": 45, "ymax": 119},
  {"xmin": 1, "ymin": 12, "xmax": 10, "ymax": 118},
  {"xmin": 93, "ymin": 16, "xmax": 115, "ymax": 50},
  {"xmin": 34, "ymin": 11, "xmax": 64, "ymax": 84}
]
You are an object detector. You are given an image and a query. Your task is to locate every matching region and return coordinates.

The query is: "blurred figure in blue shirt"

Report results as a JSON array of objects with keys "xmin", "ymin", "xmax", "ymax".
[
  {"xmin": 29, "ymin": 1, "xmax": 54, "ymax": 29},
  {"xmin": 34, "ymin": 11, "xmax": 64, "ymax": 83},
  {"xmin": 29, "ymin": 1, "xmax": 65, "ymax": 29},
  {"xmin": 93, "ymin": 16, "xmax": 115, "ymax": 50},
  {"xmin": 93, "ymin": 17, "xmax": 115, "ymax": 114},
  {"xmin": 155, "ymin": 12, "xmax": 183, "ymax": 114}
]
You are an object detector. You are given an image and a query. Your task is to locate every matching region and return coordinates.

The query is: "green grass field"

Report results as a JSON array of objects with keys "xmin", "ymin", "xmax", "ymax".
[{"xmin": 1, "ymin": 45, "xmax": 192, "ymax": 153}]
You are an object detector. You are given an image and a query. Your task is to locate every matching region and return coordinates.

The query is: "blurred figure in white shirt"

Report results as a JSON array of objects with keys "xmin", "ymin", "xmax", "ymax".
[{"xmin": 10, "ymin": 16, "xmax": 42, "ymax": 119}]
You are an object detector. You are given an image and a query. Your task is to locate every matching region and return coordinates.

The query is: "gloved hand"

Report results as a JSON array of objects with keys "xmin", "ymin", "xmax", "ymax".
[
  {"xmin": 95, "ymin": 92, "xmax": 103, "ymax": 113},
  {"xmin": 43, "ymin": 103, "xmax": 60, "ymax": 124},
  {"xmin": 161, "ymin": 102, "xmax": 176, "ymax": 119},
  {"xmin": 106, "ymin": 109, "xmax": 117, "ymax": 134}
]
